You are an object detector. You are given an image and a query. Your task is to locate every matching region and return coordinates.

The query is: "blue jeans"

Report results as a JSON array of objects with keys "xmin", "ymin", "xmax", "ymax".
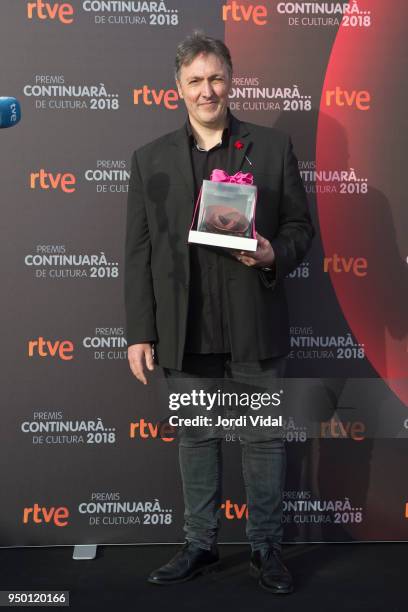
[{"xmin": 164, "ymin": 353, "xmax": 286, "ymax": 552}]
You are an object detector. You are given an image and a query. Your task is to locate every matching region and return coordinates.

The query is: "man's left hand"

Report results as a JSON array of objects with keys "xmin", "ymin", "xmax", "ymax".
[{"xmin": 233, "ymin": 232, "xmax": 275, "ymax": 268}]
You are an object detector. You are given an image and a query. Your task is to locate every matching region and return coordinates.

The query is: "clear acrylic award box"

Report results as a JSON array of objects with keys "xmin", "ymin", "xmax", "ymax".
[{"xmin": 188, "ymin": 179, "xmax": 257, "ymax": 251}]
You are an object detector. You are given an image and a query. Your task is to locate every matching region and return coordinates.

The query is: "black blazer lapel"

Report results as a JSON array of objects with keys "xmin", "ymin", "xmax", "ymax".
[
  {"xmin": 227, "ymin": 114, "xmax": 252, "ymax": 175},
  {"xmin": 170, "ymin": 126, "xmax": 195, "ymax": 199},
  {"xmin": 168, "ymin": 126, "xmax": 197, "ymax": 247}
]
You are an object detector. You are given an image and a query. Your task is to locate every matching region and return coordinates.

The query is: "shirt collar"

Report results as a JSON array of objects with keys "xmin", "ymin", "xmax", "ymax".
[{"xmin": 186, "ymin": 108, "xmax": 231, "ymax": 148}]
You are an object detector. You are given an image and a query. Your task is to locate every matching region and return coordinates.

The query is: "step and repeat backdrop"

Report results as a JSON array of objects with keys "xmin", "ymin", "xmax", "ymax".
[{"xmin": 0, "ymin": 0, "xmax": 407, "ymax": 547}]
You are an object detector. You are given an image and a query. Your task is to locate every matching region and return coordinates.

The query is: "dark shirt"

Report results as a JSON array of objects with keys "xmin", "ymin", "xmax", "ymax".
[{"xmin": 184, "ymin": 115, "xmax": 231, "ymax": 354}]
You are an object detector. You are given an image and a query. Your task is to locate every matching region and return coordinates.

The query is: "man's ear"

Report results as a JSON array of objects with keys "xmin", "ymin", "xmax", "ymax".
[{"xmin": 176, "ymin": 80, "xmax": 184, "ymax": 99}]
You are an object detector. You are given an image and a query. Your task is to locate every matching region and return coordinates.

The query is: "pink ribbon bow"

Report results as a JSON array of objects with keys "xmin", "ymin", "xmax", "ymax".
[{"xmin": 210, "ymin": 169, "xmax": 254, "ymax": 185}]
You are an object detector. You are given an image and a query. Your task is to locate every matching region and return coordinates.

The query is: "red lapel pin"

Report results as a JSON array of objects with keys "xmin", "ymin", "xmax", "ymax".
[{"xmin": 234, "ymin": 140, "xmax": 244, "ymax": 150}]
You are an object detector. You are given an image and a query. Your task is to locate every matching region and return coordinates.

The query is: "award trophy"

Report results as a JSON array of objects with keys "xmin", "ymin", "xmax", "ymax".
[{"xmin": 188, "ymin": 170, "xmax": 258, "ymax": 251}]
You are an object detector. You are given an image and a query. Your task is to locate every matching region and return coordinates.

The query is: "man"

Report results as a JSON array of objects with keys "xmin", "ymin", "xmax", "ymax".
[{"xmin": 125, "ymin": 32, "xmax": 314, "ymax": 593}]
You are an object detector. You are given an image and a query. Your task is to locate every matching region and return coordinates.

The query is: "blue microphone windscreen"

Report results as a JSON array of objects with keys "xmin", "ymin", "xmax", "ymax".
[{"xmin": 0, "ymin": 97, "xmax": 21, "ymax": 128}]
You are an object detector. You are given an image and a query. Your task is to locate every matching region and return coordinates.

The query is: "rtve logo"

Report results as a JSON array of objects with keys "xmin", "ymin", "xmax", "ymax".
[
  {"xmin": 324, "ymin": 254, "xmax": 368, "ymax": 277},
  {"xmin": 321, "ymin": 417, "xmax": 366, "ymax": 441},
  {"xmin": 133, "ymin": 86, "xmax": 179, "ymax": 110},
  {"xmin": 222, "ymin": 1, "xmax": 268, "ymax": 25},
  {"xmin": 129, "ymin": 419, "xmax": 175, "ymax": 442},
  {"xmin": 324, "ymin": 87, "xmax": 371, "ymax": 110},
  {"xmin": 30, "ymin": 169, "xmax": 76, "ymax": 193},
  {"xmin": 221, "ymin": 499, "xmax": 249, "ymax": 520},
  {"xmin": 27, "ymin": 1, "xmax": 74, "ymax": 24},
  {"xmin": 23, "ymin": 503, "xmax": 69, "ymax": 527},
  {"xmin": 28, "ymin": 337, "xmax": 74, "ymax": 360}
]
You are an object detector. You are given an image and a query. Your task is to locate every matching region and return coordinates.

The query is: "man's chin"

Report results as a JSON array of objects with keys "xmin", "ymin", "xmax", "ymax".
[{"xmin": 197, "ymin": 108, "xmax": 226, "ymax": 125}]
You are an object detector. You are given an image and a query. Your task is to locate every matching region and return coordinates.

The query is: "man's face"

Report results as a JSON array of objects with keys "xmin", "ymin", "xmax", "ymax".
[{"xmin": 176, "ymin": 52, "xmax": 231, "ymax": 128}]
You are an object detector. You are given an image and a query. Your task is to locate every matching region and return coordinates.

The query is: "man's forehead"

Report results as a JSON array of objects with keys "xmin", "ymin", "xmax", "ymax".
[{"xmin": 179, "ymin": 53, "xmax": 229, "ymax": 78}]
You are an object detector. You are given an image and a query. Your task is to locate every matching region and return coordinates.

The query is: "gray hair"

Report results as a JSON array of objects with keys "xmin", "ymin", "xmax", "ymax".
[{"xmin": 174, "ymin": 31, "xmax": 233, "ymax": 81}]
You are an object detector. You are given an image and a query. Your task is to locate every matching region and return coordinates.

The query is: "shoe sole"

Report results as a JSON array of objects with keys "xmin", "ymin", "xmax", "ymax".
[
  {"xmin": 249, "ymin": 562, "xmax": 294, "ymax": 595},
  {"xmin": 148, "ymin": 560, "xmax": 221, "ymax": 585}
]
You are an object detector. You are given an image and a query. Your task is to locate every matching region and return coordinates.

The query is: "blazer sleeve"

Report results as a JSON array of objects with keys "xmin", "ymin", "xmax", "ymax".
[
  {"xmin": 124, "ymin": 151, "xmax": 157, "ymax": 346},
  {"xmin": 261, "ymin": 135, "xmax": 314, "ymax": 289}
]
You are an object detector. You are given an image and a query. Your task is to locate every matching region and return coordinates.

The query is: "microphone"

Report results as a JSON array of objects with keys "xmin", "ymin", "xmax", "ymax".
[{"xmin": 0, "ymin": 97, "xmax": 21, "ymax": 128}]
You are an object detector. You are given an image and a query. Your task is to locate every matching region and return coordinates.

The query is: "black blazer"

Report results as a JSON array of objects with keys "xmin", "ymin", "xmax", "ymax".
[{"xmin": 125, "ymin": 113, "xmax": 314, "ymax": 370}]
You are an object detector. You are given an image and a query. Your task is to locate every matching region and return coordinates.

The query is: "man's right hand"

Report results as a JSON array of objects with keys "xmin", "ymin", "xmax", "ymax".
[{"xmin": 127, "ymin": 343, "xmax": 154, "ymax": 385}]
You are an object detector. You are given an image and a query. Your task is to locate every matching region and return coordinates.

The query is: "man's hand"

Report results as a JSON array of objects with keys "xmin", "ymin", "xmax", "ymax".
[
  {"xmin": 128, "ymin": 343, "xmax": 154, "ymax": 385},
  {"xmin": 233, "ymin": 232, "xmax": 275, "ymax": 268}
]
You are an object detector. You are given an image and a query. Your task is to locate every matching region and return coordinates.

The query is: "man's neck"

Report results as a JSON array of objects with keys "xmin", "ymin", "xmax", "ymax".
[{"xmin": 189, "ymin": 110, "xmax": 228, "ymax": 151}]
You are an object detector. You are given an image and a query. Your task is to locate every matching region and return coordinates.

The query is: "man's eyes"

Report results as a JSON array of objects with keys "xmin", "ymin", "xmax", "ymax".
[{"xmin": 188, "ymin": 77, "xmax": 224, "ymax": 84}]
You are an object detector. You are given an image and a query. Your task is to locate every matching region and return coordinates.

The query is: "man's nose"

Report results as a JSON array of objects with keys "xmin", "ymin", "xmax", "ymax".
[{"xmin": 201, "ymin": 80, "xmax": 215, "ymax": 98}]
